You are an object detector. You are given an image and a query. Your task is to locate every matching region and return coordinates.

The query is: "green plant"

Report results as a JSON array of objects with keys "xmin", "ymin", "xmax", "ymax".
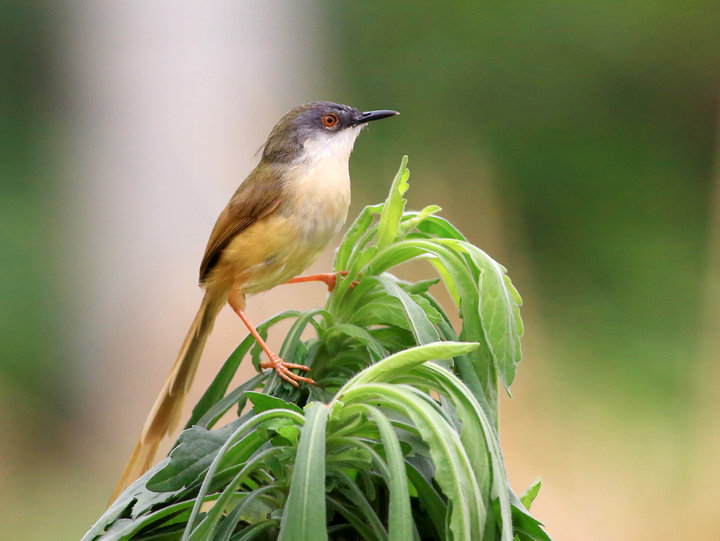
[{"xmin": 84, "ymin": 156, "xmax": 550, "ymax": 541}]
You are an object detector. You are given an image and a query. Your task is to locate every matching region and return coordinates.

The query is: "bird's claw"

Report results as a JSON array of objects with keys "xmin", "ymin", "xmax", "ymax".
[
  {"xmin": 261, "ymin": 354, "xmax": 315, "ymax": 387},
  {"xmin": 325, "ymin": 271, "xmax": 359, "ymax": 292}
]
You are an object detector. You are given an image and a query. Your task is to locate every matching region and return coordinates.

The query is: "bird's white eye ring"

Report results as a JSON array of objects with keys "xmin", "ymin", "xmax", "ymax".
[{"xmin": 322, "ymin": 114, "xmax": 338, "ymax": 128}]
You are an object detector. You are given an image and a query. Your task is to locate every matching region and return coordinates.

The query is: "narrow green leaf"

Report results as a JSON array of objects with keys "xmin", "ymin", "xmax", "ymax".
[
  {"xmin": 350, "ymin": 296, "xmax": 416, "ymax": 331},
  {"xmin": 230, "ymin": 520, "xmax": 279, "ymax": 540},
  {"xmin": 342, "ymin": 383, "xmax": 486, "ymax": 540},
  {"xmin": 196, "ymin": 373, "xmax": 266, "ymax": 428},
  {"xmin": 399, "ymin": 366, "xmax": 492, "ymax": 502},
  {"xmin": 279, "ymin": 309, "xmax": 332, "ymax": 362},
  {"xmin": 148, "ymin": 420, "xmax": 244, "ymax": 493},
  {"xmin": 416, "ymin": 363, "xmax": 513, "ymax": 541},
  {"xmin": 84, "ymin": 497, "xmax": 197, "ymax": 541},
  {"xmin": 331, "ymin": 246, "xmax": 380, "ymax": 315},
  {"xmin": 334, "ymin": 342, "xmax": 479, "ymax": 402},
  {"xmin": 334, "ymin": 203, "xmax": 383, "ymax": 271},
  {"xmin": 213, "ymin": 429, "xmax": 264, "ymax": 482},
  {"xmin": 263, "ymin": 309, "xmax": 331, "ymax": 395},
  {"xmin": 360, "ymin": 405, "xmax": 413, "ymax": 541},
  {"xmin": 213, "ymin": 486, "xmax": 277, "ymax": 541},
  {"xmin": 188, "ymin": 447, "xmax": 280, "ymax": 541},
  {"xmin": 327, "ymin": 497, "xmax": 379, "ymax": 541},
  {"xmin": 405, "ymin": 461, "xmax": 447, "ymax": 540},
  {"xmin": 376, "ymin": 275, "xmax": 440, "ymax": 345},
  {"xmin": 278, "ymin": 402, "xmax": 329, "ymax": 541},
  {"xmin": 246, "ymin": 391, "xmax": 303, "ymax": 415},
  {"xmin": 520, "ymin": 478, "xmax": 542, "ymax": 510},
  {"xmin": 333, "ymin": 469, "xmax": 388, "ymax": 540},
  {"xmin": 397, "ymin": 205, "xmax": 442, "ymax": 239},
  {"xmin": 369, "ymin": 327, "xmax": 416, "ymax": 354},
  {"xmin": 376, "ymin": 155, "xmax": 410, "ymax": 249},
  {"xmin": 329, "ymin": 274, "xmax": 384, "ymax": 319},
  {"xmin": 415, "ymin": 214, "xmax": 468, "ymax": 241},
  {"xmin": 440, "ymin": 240, "xmax": 523, "ymax": 390},
  {"xmin": 364, "ymin": 237, "xmax": 500, "ymax": 418},
  {"xmin": 428, "ymin": 257, "xmax": 461, "ymax": 307},
  {"xmin": 403, "ymin": 277, "xmax": 442, "ymax": 294},
  {"xmin": 182, "ymin": 409, "xmax": 305, "ymax": 541},
  {"xmin": 416, "ymin": 289, "xmax": 453, "ymax": 328},
  {"xmin": 327, "ymin": 323, "xmax": 388, "ymax": 360},
  {"xmin": 509, "ymin": 497, "xmax": 552, "ymax": 541},
  {"xmin": 125, "ymin": 525, "xmax": 187, "ymax": 541}
]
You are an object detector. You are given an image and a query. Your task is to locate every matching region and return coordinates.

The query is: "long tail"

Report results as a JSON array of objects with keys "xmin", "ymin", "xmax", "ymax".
[{"xmin": 109, "ymin": 291, "xmax": 223, "ymax": 503}]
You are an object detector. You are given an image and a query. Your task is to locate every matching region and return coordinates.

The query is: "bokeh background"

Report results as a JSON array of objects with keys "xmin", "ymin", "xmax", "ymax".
[{"xmin": 2, "ymin": 2, "xmax": 719, "ymax": 539}]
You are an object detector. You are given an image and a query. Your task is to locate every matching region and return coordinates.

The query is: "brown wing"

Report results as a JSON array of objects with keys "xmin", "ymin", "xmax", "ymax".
[{"xmin": 199, "ymin": 164, "xmax": 283, "ymax": 284}]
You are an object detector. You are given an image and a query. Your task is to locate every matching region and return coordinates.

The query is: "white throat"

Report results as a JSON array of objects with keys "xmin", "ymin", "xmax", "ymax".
[
  {"xmin": 300, "ymin": 126, "xmax": 363, "ymax": 169},
  {"xmin": 279, "ymin": 126, "xmax": 362, "ymax": 242}
]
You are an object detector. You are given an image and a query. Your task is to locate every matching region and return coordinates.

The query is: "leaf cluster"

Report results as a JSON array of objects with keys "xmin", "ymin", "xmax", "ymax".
[{"xmin": 84, "ymin": 156, "xmax": 549, "ymax": 541}]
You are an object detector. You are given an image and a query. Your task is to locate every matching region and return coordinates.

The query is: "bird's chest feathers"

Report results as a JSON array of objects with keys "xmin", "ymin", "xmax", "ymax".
[
  {"xmin": 281, "ymin": 138, "xmax": 353, "ymax": 243},
  {"xmin": 215, "ymin": 128, "xmax": 359, "ymax": 295}
]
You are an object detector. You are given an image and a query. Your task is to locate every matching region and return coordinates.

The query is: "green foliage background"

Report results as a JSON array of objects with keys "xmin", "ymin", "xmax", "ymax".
[{"xmin": 323, "ymin": 0, "xmax": 719, "ymax": 408}]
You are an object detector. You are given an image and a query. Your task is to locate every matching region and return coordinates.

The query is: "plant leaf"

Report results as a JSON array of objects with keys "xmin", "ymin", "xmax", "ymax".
[
  {"xmin": 416, "ymin": 363, "xmax": 513, "ymax": 541},
  {"xmin": 148, "ymin": 420, "xmax": 243, "ymax": 493},
  {"xmin": 405, "ymin": 461, "xmax": 447, "ymax": 539},
  {"xmin": 335, "ymin": 203, "xmax": 383, "ymax": 271},
  {"xmin": 334, "ymin": 341, "xmax": 479, "ymax": 400},
  {"xmin": 327, "ymin": 323, "xmax": 388, "ymax": 360},
  {"xmin": 416, "ymin": 214, "xmax": 468, "ymax": 241},
  {"xmin": 246, "ymin": 391, "xmax": 303, "ymax": 415},
  {"xmin": 360, "ymin": 405, "xmax": 413, "ymax": 541},
  {"xmin": 332, "ymin": 469, "xmax": 388, "ymax": 540},
  {"xmin": 187, "ymin": 447, "xmax": 280, "ymax": 540},
  {"xmin": 519, "ymin": 478, "xmax": 542, "ymax": 510},
  {"xmin": 278, "ymin": 402, "xmax": 329, "ymax": 541},
  {"xmin": 440, "ymin": 240, "xmax": 523, "ymax": 390},
  {"xmin": 182, "ymin": 409, "xmax": 304, "ymax": 540},
  {"xmin": 376, "ymin": 155, "xmax": 410, "ymax": 249},
  {"xmin": 81, "ymin": 468, "xmax": 167, "ymax": 541},
  {"xmin": 350, "ymin": 296, "xmax": 416, "ymax": 331},
  {"xmin": 195, "ymin": 372, "xmax": 266, "ymax": 429},
  {"xmin": 229, "ymin": 520, "xmax": 279, "ymax": 541},
  {"xmin": 376, "ymin": 274, "xmax": 440, "ymax": 345},
  {"xmin": 342, "ymin": 382, "xmax": 486, "ymax": 540},
  {"xmin": 397, "ymin": 205, "xmax": 442, "ymax": 239}
]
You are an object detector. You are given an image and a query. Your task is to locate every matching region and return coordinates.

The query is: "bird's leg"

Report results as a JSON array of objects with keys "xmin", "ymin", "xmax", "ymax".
[
  {"xmin": 284, "ymin": 271, "xmax": 357, "ymax": 292},
  {"xmin": 228, "ymin": 288, "xmax": 315, "ymax": 387}
]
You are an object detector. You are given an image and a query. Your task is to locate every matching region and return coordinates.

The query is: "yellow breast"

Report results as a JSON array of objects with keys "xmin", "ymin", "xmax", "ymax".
[{"xmin": 207, "ymin": 156, "xmax": 351, "ymax": 296}]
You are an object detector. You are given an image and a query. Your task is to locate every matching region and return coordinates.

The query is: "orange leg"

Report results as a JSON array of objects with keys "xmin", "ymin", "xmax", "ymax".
[
  {"xmin": 229, "ymin": 289, "xmax": 315, "ymax": 387},
  {"xmin": 284, "ymin": 271, "xmax": 357, "ymax": 292}
]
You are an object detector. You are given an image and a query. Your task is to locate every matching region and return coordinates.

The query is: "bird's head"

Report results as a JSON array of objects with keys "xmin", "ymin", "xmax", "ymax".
[{"xmin": 262, "ymin": 101, "xmax": 398, "ymax": 164}]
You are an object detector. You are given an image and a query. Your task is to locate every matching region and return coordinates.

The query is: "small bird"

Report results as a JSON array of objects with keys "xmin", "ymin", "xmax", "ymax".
[{"xmin": 111, "ymin": 101, "xmax": 398, "ymax": 500}]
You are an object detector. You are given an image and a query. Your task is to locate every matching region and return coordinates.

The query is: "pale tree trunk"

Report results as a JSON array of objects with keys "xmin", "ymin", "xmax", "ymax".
[{"xmin": 59, "ymin": 1, "xmax": 320, "ymax": 465}]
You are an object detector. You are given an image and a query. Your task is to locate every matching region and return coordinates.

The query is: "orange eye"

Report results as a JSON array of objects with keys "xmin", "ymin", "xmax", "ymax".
[{"xmin": 322, "ymin": 114, "xmax": 338, "ymax": 127}]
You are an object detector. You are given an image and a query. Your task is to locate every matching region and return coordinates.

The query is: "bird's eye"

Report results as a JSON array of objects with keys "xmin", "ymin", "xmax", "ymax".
[{"xmin": 322, "ymin": 114, "xmax": 339, "ymax": 128}]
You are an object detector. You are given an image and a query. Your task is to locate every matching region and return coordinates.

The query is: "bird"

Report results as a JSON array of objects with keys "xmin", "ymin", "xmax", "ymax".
[{"xmin": 110, "ymin": 101, "xmax": 399, "ymax": 501}]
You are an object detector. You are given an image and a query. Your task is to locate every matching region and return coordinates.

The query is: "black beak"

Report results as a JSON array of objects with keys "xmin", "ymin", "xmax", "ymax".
[{"xmin": 351, "ymin": 109, "xmax": 400, "ymax": 127}]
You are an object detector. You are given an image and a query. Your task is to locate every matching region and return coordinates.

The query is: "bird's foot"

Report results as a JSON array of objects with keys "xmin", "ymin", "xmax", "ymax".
[
  {"xmin": 285, "ymin": 271, "xmax": 358, "ymax": 292},
  {"xmin": 261, "ymin": 353, "xmax": 315, "ymax": 387},
  {"xmin": 230, "ymin": 303, "xmax": 315, "ymax": 387}
]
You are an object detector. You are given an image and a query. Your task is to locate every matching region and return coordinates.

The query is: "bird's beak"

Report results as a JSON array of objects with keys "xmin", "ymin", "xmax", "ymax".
[{"xmin": 351, "ymin": 109, "xmax": 400, "ymax": 127}]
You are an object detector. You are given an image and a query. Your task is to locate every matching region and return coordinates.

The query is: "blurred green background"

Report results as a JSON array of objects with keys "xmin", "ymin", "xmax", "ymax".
[{"xmin": 2, "ymin": 1, "xmax": 719, "ymax": 539}]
